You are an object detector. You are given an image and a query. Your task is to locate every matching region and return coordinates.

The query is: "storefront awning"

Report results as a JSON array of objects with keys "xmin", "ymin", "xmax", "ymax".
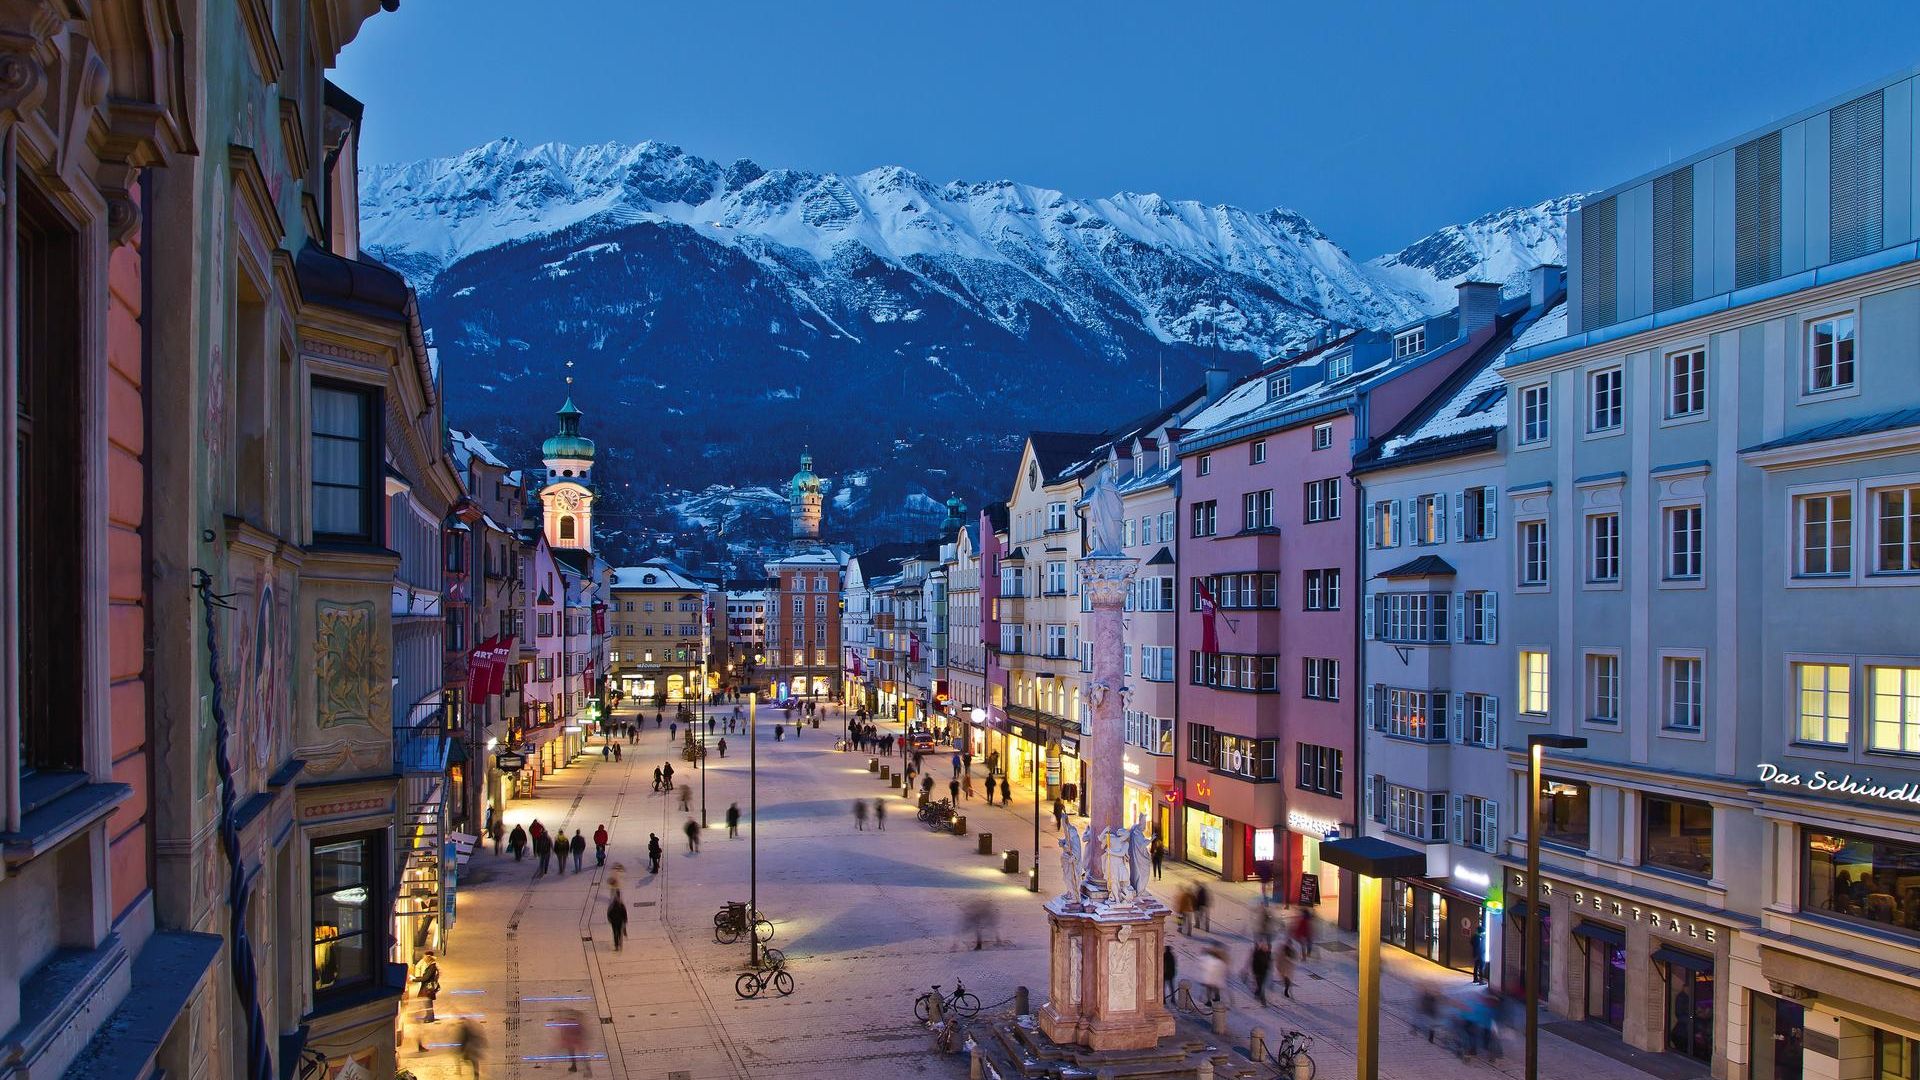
[
  {"xmin": 1651, "ymin": 945, "xmax": 1713, "ymax": 973},
  {"xmin": 1572, "ymin": 921, "xmax": 1625, "ymax": 947}
]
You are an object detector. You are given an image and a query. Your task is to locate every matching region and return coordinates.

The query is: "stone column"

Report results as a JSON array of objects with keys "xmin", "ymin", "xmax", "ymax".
[{"xmin": 1078, "ymin": 554, "xmax": 1136, "ymax": 853}]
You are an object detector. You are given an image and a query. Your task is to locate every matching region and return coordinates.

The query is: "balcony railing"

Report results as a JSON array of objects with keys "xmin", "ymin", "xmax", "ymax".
[{"xmin": 394, "ymin": 701, "xmax": 449, "ymax": 775}]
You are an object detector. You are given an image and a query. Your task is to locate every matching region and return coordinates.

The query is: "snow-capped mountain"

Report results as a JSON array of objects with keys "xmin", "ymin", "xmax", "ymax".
[{"xmin": 360, "ymin": 137, "xmax": 1573, "ymax": 558}]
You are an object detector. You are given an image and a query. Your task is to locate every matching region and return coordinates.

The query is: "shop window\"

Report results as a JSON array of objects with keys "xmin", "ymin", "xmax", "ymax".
[
  {"xmin": 1803, "ymin": 828, "xmax": 1920, "ymax": 937},
  {"xmin": 1642, "ymin": 795, "xmax": 1713, "ymax": 879},
  {"xmin": 311, "ymin": 831, "xmax": 384, "ymax": 997},
  {"xmin": 1540, "ymin": 776, "xmax": 1590, "ymax": 850}
]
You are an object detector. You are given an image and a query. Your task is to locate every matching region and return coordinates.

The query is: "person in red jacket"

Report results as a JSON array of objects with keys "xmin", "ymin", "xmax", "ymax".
[{"xmin": 593, "ymin": 824, "xmax": 610, "ymax": 866}]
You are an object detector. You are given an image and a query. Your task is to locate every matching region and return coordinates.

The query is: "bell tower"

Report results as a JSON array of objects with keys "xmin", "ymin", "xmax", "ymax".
[
  {"xmin": 540, "ymin": 362, "xmax": 596, "ymax": 551},
  {"xmin": 789, "ymin": 449, "xmax": 823, "ymax": 544}
]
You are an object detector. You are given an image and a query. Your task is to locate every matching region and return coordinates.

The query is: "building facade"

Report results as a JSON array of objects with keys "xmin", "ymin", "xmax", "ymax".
[
  {"xmin": 763, "ymin": 550, "xmax": 844, "ymax": 701},
  {"xmin": 1499, "ymin": 70, "xmax": 1920, "ymax": 1080}
]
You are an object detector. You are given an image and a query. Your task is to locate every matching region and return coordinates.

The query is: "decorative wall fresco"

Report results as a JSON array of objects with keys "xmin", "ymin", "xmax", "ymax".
[{"xmin": 314, "ymin": 599, "xmax": 383, "ymax": 730}]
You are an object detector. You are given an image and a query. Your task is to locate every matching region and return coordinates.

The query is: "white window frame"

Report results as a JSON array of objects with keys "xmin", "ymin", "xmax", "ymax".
[
  {"xmin": 1585, "ymin": 511, "xmax": 1621, "ymax": 587},
  {"xmin": 1788, "ymin": 657, "xmax": 1853, "ymax": 751},
  {"xmin": 1664, "ymin": 345, "xmax": 1709, "ymax": 424},
  {"xmin": 1802, "ymin": 309, "xmax": 1859, "ymax": 400},
  {"xmin": 1586, "ymin": 364, "xmax": 1624, "ymax": 436},
  {"xmin": 1196, "ymin": 453, "xmax": 1212, "ymax": 477},
  {"xmin": 1663, "ymin": 503, "xmax": 1705, "ymax": 586},
  {"xmin": 1865, "ymin": 659, "xmax": 1920, "ymax": 756},
  {"xmin": 1047, "ymin": 502, "xmax": 1069, "ymax": 532},
  {"xmin": 1788, "ymin": 483, "xmax": 1856, "ymax": 586},
  {"xmin": 1867, "ymin": 479, "xmax": 1920, "ymax": 577},
  {"xmin": 1584, "ymin": 649, "xmax": 1622, "ymax": 727},
  {"xmin": 1517, "ymin": 516, "xmax": 1550, "ymax": 591},
  {"xmin": 1463, "ymin": 692, "xmax": 1499, "ymax": 748},
  {"xmin": 1659, "ymin": 650, "xmax": 1707, "ymax": 739},
  {"xmin": 1394, "ymin": 327, "xmax": 1426, "ymax": 358},
  {"xmin": 1518, "ymin": 649, "xmax": 1551, "ymax": 718},
  {"xmin": 1251, "ymin": 440, "xmax": 1267, "ymax": 465},
  {"xmin": 1312, "ymin": 422, "xmax": 1334, "ymax": 450},
  {"xmin": 1518, "ymin": 382, "xmax": 1551, "ymax": 447},
  {"xmin": 1328, "ymin": 353, "xmax": 1353, "ymax": 380}
]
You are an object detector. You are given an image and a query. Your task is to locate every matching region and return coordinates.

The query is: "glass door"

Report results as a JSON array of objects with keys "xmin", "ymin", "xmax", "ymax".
[
  {"xmin": 1587, "ymin": 941, "xmax": 1627, "ymax": 1029},
  {"xmin": 1663, "ymin": 964, "xmax": 1714, "ymax": 1062}
]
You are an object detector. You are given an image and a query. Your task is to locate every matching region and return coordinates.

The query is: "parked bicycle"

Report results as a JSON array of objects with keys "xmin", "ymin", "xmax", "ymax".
[
  {"xmin": 713, "ymin": 901, "xmax": 774, "ymax": 945},
  {"xmin": 735, "ymin": 965, "xmax": 794, "ymax": 999},
  {"xmin": 930, "ymin": 1014, "xmax": 967, "ymax": 1054},
  {"xmin": 912, "ymin": 980, "xmax": 981, "ymax": 1022},
  {"xmin": 1268, "ymin": 1030, "xmax": 1315, "ymax": 1079},
  {"xmin": 919, "ymin": 798, "xmax": 956, "ymax": 830}
]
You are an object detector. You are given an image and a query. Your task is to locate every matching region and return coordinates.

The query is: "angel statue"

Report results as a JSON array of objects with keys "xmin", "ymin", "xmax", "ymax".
[
  {"xmin": 1100, "ymin": 827, "xmax": 1133, "ymax": 905},
  {"xmin": 1127, "ymin": 816, "xmax": 1152, "ymax": 899},
  {"xmin": 1058, "ymin": 822, "xmax": 1086, "ymax": 902},
  {"xmin": 1087, "ymin": 460, "xmax": 1126, "ymax": 556}
]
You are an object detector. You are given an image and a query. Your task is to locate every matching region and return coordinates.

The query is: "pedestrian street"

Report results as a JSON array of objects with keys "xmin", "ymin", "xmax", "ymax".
[{"xmin": 401, "ymin": 703, "xmax": 1680, "ymax": 1080}]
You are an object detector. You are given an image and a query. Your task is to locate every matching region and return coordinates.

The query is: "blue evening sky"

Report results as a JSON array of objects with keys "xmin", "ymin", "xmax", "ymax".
[{"xmin": 333, "ymin": 1, "xmax": 1920, "ymax": 257}]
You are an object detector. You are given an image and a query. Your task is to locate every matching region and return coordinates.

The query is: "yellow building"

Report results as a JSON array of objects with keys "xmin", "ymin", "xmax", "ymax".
[{"xmin": 609, "ymin": 561, "xmax": 718, "ymax": 704}]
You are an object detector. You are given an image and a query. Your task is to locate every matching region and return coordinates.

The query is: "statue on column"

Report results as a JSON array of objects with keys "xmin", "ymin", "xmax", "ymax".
[
  {"xmin": 1127, "ymin": 816, "xmax": 1152, "ymax": 900},
  {"xmin": 1058, "ymin": 822, "xmax": 1086, "ymax": 903},
  {"xmin": 1100, "ymin": 827, "xmax": 1132, "ymax": 905},
  {"xmin": 1086, "ymin": 460, "xmax": 1126, "ymax": 556}
]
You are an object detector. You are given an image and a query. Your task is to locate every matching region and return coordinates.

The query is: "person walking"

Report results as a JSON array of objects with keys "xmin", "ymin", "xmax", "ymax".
[
  {"xmin": 961, "ymin": 772, "xmax": 975, "ymax": 800},
  {"xmin": 727, "ymin": 802, "xmax": 741, "ymax": 839},
  {"xmin": 1163, "ymin": 943, "xmax": 1178, "ymax": 1002},
  {"xmin": 1275, "ymin": 935, "xmax": 1296, "ymax": 998},
  {"xmin": 1174, "ymin": 886, "xmax": 1193, "ymax": 935},
  {"xmin": 670, "ymin": 720, "xmax": 678, "ymax": 743},
  {"xmin": 414, "ymin": 951, "xmax": 442, "ymax": 1025},
  {"xmin": 999, "ymin": 776, "xmax": 1011, "ymax": 807},
  {"xmin": 451, "ymin": 1017, "xmax": 484, "ymax": 1079},
  {"xmin": 1052, "ymin": 796, "xmax": 1066, "ymax": 832},
  {"xmin": 662, "ymin": 760, "xmax": 675, "ymax": 788},
  {"xmin": 612, "ymin": 742, "xmax": 621, "ymax": 763},
  {"xmin": 606, "ymin": 892, "xmax": 629, "ymax": 951},
  {"xmin": 949, "ymin": 778, "xmax": 961, "ymax": 804},
  {"xmin": 1196, "ymin": 944, "xmax": 1227, "ymax": 1007},
  {"xmin": 1193, "ymin": 882, "xmax": 1211, "ymax": 932},
  {"xmin": 489, "ymin": 816, "xmax": 504, "ymax": 856},
  {"xmin": 1150, "ymin": 835, "xmax": 1165, "ymax": 879},
  {"xmin": 920, "ymin": 773, "xmax": 934, "ymax": 800},
  {"xmin": 557, "ymin": 1006, "xmax": 591, "ymax": 1074},
  {"xmin": 1250, "ymin": 938, "xmax": 1273, "ymax": 1006},
  {"xmin": 647, "ymin": 833, "xmax": 662, "ymax": 874},
  {"xmin": 569, "ymin": 829, "xmax": 586, "ymax": 872},
  {"xmin": 593, "ymin": 824, "xmax": 609, "ymax": 866},
  {"xmin": 717, "ymin": 737, "xmax": 727, "ymax": 758},
  {"xmin": 652, "ymin": 766, "xmax": 663, "ymax": 792},
  {"xmin": 508, "ymin": 823, "xmax": 527, "ymax": 862},
  {"xmin": 853, "ymin": 799, "xmax": 868, "ymax": 830},
  {"xmin": 533, "ymin": 824, "xmax": 553, "ymax": 877},
  {"xmin": 1290, "ymin": 906, "xmax": 1314, "ymax": 959},
  {"xmin": 951, "ymin": 751, "xmax": 962, "ymax": 779},
  {"xmin": 677, "ymin": 784, "xmax": 692, "ymax": 813},
  {"xmin": 874, "ymin": 798, "xmax": 886, "ymax": 831},
  {"xmin": 684, "ymin": 817, "xmax": 700, "ymax": 853}
]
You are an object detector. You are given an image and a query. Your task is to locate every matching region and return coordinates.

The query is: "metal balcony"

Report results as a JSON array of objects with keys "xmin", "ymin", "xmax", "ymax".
[{"xmin": 394, "ymin": 701, "xmax": 449, "ymax": 775}]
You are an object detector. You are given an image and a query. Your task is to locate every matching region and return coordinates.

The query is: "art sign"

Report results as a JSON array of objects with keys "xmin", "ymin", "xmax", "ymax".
[{"xmin": 1757, "ymin": 763, "xmax": 1920, "ymax": 809}]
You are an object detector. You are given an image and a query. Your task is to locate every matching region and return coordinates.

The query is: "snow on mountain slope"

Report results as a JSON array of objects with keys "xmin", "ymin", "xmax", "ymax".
[{"xmin": 1366, "ymin": 193, "xmax": 1582, "ymax": 311}]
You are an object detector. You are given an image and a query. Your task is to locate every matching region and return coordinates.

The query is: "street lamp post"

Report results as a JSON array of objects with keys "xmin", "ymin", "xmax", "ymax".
[
  {"xmin": 1320, "ymin": 837, "xmax": 1428, "ymax": 1080},
  {"xmin": 1525, "ymin": 733, "xmax": 1587, "ymax": 1080},
  {"xmin": 749, "ymin": 691, "xmax": 760, "ymax": 969}
]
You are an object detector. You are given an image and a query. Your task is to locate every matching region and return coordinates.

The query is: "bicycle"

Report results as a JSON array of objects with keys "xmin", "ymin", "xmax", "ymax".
[
  {"xmin": 930, "ymin": 1014, "xmax": 967, "ymax": 1054},
  {"xmin": 751, "ymin": 946, "xmax": 786, "ymax": 971},
  {"xmin": 713, "ymin": 902, "xmax": 775, "ymax": 945},
  {"xmin": 735, "ymin": 965, "xmax": 794, "ymax": 999},
  {"xmin": 912, "ymin": 980, "xmax": 981, "ymax": 1022},
  {"xmin": 1267, "ymin": 1030, "xmax": 1315, "ymax": 1079}
]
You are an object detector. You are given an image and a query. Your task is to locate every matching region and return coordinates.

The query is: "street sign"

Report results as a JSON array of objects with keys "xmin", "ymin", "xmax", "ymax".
[{"xmin": 494, "ymin": 750, "xmax": 527, "ymax": 773}]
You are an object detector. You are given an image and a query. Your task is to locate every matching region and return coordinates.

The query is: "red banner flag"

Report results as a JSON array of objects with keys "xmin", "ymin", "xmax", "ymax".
[
  {"xmin": 1196, "ymin": 578, "xmax": 1221, "ymax": 654},
  {"xmin": 468, "ymin": 636, "xmax": 494, "ymax": 692},
  {"xmin": 909, "ymin": 633, "xmax": 921, "ymax": 664}
]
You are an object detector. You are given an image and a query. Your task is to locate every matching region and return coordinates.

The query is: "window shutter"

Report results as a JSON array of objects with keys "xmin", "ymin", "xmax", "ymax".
[
  {"xmin": 1400, "ymin": 499, "xmax": 1414, "ymax": 545},
  {"xmin": 1455, "ymin": 595, "xmax": 1467, "ymax": 643},
  {"xmin": 1371, "ymin": 776, "xmax": 1387, "ymax": 824},
  {"xmin": 1363, "ymin": 592, "xmax": 1375, "ymax": 638},
  {"xmin": 1484, "ymin": 488, "xmax": 1498, "ymax": 540},
  {"xmin": 1487, "ymin": 696, "xmax": 1499, "ymax": 748},
  {"xmin": 1830, "ymin": 91, "xmax": 1885, "ymax": 263},
  {"xmin": 1452, "ymin": 794, "xmax": 1464, "ymax": 844},
  {"xmin": 1734, "ymin": 131, "xmax": 1782, "ymax": 290},
  {"xmin": 1364, "ymin": 684, "xmax": 1377, "ymax": 731},
  {"xmin": 1485, "ymin": 592, "xmax": 1498, "ymax": 644},
  {"xmin": 1435, "ymin": 492, "xmax": 1447, "ymax": 543},
  {"xmin": 1366, "ymin": 505, "xmax": 1377, "ymax": 548},
  {"xmin": 1484, "ymin": 801, "xmax": 1500, "ymax": 853},
  {"xmin": 1580, "ymin": 196, "xmax": 1618, "ymax": 328},
  {"xmin": 1452, "ymin": 693, "xmax": 1466, "ymax": 743},
  {"xmin": 1453, "ymin": 490, "xmax": 1466, "ymax": 541},
  {"xmin": 1364, "ymin": 776, "xmax": 1376, "ymax": 821},
  {"xmin": 1652, "ymin": 164, "xmax": 1695, "ymax": 313}
]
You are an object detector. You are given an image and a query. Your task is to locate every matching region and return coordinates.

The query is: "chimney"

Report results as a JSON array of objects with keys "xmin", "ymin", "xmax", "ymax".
[
  {"xmin": 1204, "ymin": 367, "xmax": 1232, "ymax": 403},
  {"xmin": 1455, "ymin": 280, "xmax": 1501, "ymax": 337},
  {"xmin": 1529, "ymin": 263, "xmax": 1566, "ymax": 308}
]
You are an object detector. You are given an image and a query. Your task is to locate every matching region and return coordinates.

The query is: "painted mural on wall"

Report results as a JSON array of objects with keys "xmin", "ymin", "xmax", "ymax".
[
  {"xmin": 315, "ymin": 599, "xmax": 383, "ymax": 729},
  {"xmin": 223, "ymin": 566, "xmax": 294, "ymax": 794}
]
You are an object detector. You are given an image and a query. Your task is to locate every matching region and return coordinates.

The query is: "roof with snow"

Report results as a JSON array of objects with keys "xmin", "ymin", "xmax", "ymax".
[
  {"xmin": 1027, "ymin": 431, "xmax": 1106, "ymax": 486},
  {"xmin": 448, "ymin": 427, "xmax": 506, "ymax": 472},
  {"xmin": 1357, "ymin": 301, "xmax": 1567, "ymax": 472},
  {"xmin": 611, "ymin": 559, "xmax": 710, "ymax": 592}
]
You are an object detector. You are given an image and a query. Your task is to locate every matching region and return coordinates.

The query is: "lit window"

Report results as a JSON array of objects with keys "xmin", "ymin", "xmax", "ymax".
[
  {"xmin": 1519, "ymin": 650, "xmax": 1551, "ymax": 715},
  {"xmin": 1588, "ymin": 367, "xmax": 1624, "ymax": 432},
  {"xmin": 1667, "ymin": 349, "xmax": 1707, "ymax": 418},
  {"xmin": 1793, "ymin": 662, "xmax": 1851, "ymax": 746},
  {"xmin": 1869, "ymin": 665, "xmax": 1920, "ymax": 754},
  {"xmin": 312, "ymin": 832, "xmax": 382, "ymax": 996},
  {"xmin": 1795, "ymin": 492, "xmax": 1853, "ymax": 577},
  {"xmin": 1806, "ymin": 313, "xmax": 1856, "ymax": 394}
]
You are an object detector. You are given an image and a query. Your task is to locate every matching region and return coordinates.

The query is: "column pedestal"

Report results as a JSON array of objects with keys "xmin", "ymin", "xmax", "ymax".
[{"xmin": 1036, "ymin": 895, "xmax": 1175, "ymax": 1051}]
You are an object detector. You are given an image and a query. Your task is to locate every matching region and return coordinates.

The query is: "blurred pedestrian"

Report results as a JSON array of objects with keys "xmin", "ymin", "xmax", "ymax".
[
  {"xmin": 963, "ymin": 898, "xmax": 998, "ymax": 950},
  {"xmin": 962, "ymin": 772, "xmax": 975, "ymax": 800},
  {"xmin": 647, "ymin": 833, "xmax": 662, "ymax": 873},
  {"xmin": 727, "ymin": 802, "xmax": 741, "ymax": 839},
  {"xmin": 1274, "ymin": 935, "xmax": 1295, "ymax": 998},
  {"xmin": 999, "ymin": 776, "xmax": 1011, "ymax": 805},
  {"xmin": 1150, "ymin": 835, "xmax": 1164, "ymax": 879},
  {"xmin": 1250, "ymin": 938, "xmax": 1272, "ymax": 1005},
  {"xmin": 489, "ymin": 817, "xmax": 504, "ymax": 856},
  {"xmin": 678, "ymin": 784, "xmax": 691, "ymax": 812},
  {"xmin": 853, "ymin": 799, "xmax": 868, "ymax": 830},
  {"xmin": 1052, "ymin": 796, "xmax": 1066, "ymax": 831},
  {"xmin": 1290, "ymin": 906, "xmax": 1313, "ymax": 958},
  {"xmin": 684, "ymin": 817, "xmax": 700, "ymax": 853},
  {"xmin": 651, "ymin": 766, "xmax": 663, "ymax": 792},
  {"xmin": 508, "ymin": 823, "xmax": 527, "ymax": 862},
  {"xmin": 1414, "ymin": 987, "xmax": 1440, "ymax": 1041},
  {"xmin": 1196, "ymin": 944, "xmax": 1227, "ymax": 1006},
  {"xmin": 950, "ymin": 778, "xmax": 960, "ymax": 804},
  {"xmin": 606, "ymin": 892, "xmax": 628, "ymax": 951},
  {"xmin": 533, "ymin": 824, "xmax": 553, "ymax": 877},
  {"xmin": 718, "ymin": 737, "xmax": 728, "ymax": 758},
  {"xmin": 413, "ymin": 951, "xmax": 441, "ymax": 1025},
  {"xmin": 1193, "ymin": 882, "xmax": 1211, "ymax": 931},
  {"xmin": 452, "ymin": 1017, "xmax": 485, "ymax": 1079},
  {"xmin": 593, "ymin": 823, "xmax": 609, "ymax": 866},
  {"xmin": 920, "ymin": 774, "xmax": 934, "ymax": 800},
  {"xmin": 557, "ymin": 1006, "xmax": 591, "ymax": 1074},
  {"xmin": 1163, "ymin": 943, "xmax": 1177, "ymax": 1001},
  {"xmin": 874, "ymin": 798, "xmax": 886, "ymax": 830},
  {"xmin": 952, "ymin": 752, "xmax": 962, "ymax": 778}
]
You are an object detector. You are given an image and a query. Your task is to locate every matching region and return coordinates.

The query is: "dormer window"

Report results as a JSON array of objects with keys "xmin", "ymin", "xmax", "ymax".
[
  {"xmin": 1328, "ymin": 353, "xmax": 1352, "ymax": 380},
  {"xmin": 1394, "ymin": 328, "xmax": 1426, "ymax": 357},
  {"xmin": 1266, "ymin": 371, "xmax": 1290, "ymax": 400},
  {"xmin": 1159, "ymin": 444, "xmax": 1171, "ymax": 469},
  {"xmin": 1133, "ymin": 453, "xmax": 1145, "ymax": 478}
]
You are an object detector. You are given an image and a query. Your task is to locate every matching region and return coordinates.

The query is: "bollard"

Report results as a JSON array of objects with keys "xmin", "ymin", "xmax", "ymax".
[
  {"xmin": 1002, "ymin": 849, "xmax": 1020, "ymax": 874},
  {"xmin": 881, "ymin": 764, "xmax": 891, "ymax": 780},
  {"xmin": 1211, "ymin": 999, "xmax": 1228, "ymax": 1035},
  {"xmin": 1015, "ymin": 986, "xmax": 1030, "ymax": 1017},
  {"xmin": 977, "ymin": 831, "xmax": 994, "ymax": 855},
  {"xmin": 970, "ymin": 1046, "xmax": 983, "ymax": 1080},
  {"xmin": 951, "ymin": 815, "xmax": 967, "ymax": 835},
  {"xmin": 869, "ymin": 758, "xmax": 879, "ymax": 773},
  {"xmin": 890, "ymin": 775, "xmax": 901, "ymax": 789},
  {"xmin": 1249, "ymin": 1028, "xmax": 1267, "ymax": 1065}
]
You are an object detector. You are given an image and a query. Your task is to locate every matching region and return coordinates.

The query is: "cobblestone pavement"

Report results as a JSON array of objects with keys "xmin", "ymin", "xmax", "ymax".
[{"xmin": 399, "ymin": 702, "xmax": 1665, "ymax": 1080}]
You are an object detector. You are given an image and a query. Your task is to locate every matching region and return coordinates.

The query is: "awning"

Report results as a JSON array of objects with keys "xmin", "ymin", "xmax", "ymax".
[
  {"xmin": 1572, "ymin": 921, "xmax": 1625, "ymax": 947},
  {"xmin": 1652, "ymin": 946, "xmax": 1714, "ymax": 973}
]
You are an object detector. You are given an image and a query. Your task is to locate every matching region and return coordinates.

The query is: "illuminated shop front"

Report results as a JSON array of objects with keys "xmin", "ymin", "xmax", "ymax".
[
  {"xmin": 1286, "ymin": 810, "xmax": 1344, "ymax": 915},
  {"xmin": 1184, "ymin": 807, "xmax": 1226, "ymax": 874}
]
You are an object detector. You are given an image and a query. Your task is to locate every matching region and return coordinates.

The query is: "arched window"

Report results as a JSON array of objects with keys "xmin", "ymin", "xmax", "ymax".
[{"xmin": 559, "ymin": 515, "xmax": 576, "ymax": 541}]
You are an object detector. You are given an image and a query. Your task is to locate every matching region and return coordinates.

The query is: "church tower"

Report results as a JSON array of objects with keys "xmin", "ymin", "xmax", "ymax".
[
  {"xmin": 540, "ymin": 367, "xmax": 596, "ymax": 551},
  {"xmin": 789, "ymin": 449, "xmax": 823, "ymax": 544}
]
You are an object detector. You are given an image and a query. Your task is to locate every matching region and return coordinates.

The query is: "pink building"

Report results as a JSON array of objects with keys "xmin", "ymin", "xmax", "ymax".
[{"xmin": 1175, "ymin": 283, "xmax": 1502, "ymax": 916}]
